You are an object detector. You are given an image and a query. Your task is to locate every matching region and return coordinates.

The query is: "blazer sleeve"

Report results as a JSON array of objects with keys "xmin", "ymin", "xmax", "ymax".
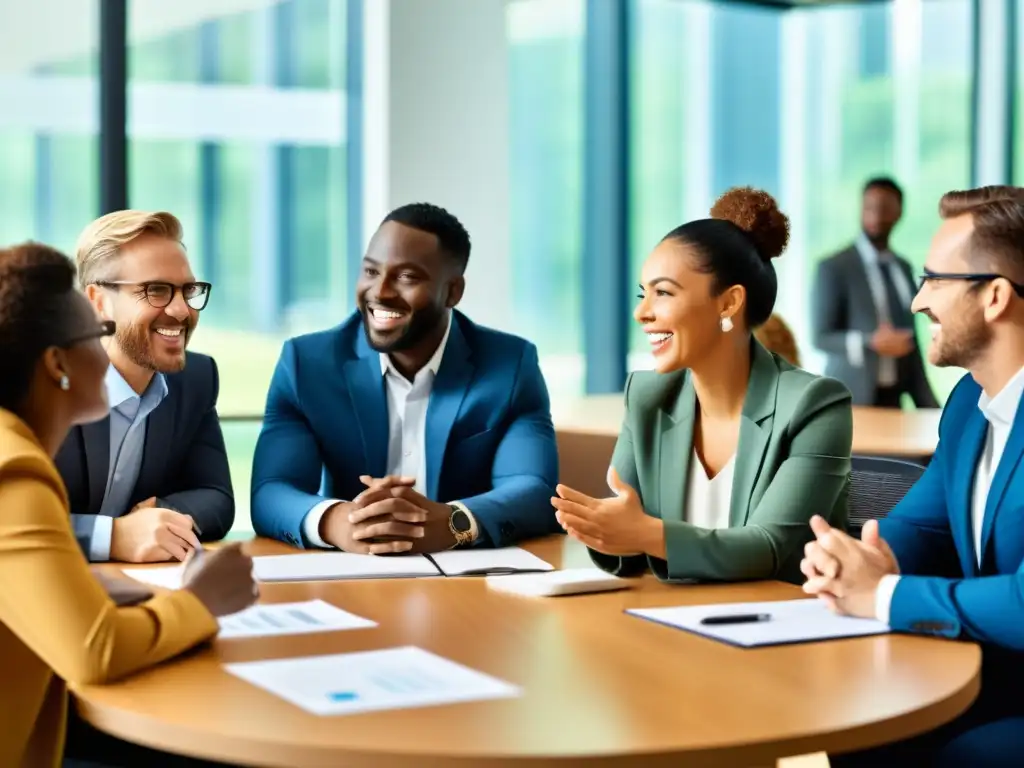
[
  {"xmin": 811, "ymin": 257, "xmax": 858, "ymax": 357},
  {"xmin": 0, "ymin": 457, "xmax": 218, "ymax": 686},
  {"xmin": 160, "ymin": 357, "xmax": 235, "ymax": 540},
  {"xmin": 455, "ymin": 342, "xmax": 560, "ymax": 546},
  {"xmin": 590, "ymin": 374, "xmax": 649, "ymax": 577},
  {"xmin": 251, "ymin": 340, "xmax": 334, "ymax": 546},
  {"xmin": 655, "ymin": 377, "xmax": 853, "ymax": 582}
]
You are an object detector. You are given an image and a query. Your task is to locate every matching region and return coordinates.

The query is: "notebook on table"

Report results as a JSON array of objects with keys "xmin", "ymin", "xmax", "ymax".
[
  {"xmin": 627, "ymin": 598, "xmax": 890, "ymax": 648},
  {"xmin": 123, "ymin": 546, "xmax": 554, "ymax": 588},
  {"xmin": 253, "ymin": 546, "xmax": 554, "ymax": 582}
]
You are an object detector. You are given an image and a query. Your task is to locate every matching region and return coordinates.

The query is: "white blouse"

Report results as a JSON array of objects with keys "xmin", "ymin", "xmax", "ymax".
[{"xmin": 686, "ymin": 449, "xmax": 735, "ymax": 529}]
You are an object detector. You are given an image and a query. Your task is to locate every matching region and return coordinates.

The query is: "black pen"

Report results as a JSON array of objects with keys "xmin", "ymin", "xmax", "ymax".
[{"xmin": 700, "ymin": 613, "xmax": 771, "ymax": 625}]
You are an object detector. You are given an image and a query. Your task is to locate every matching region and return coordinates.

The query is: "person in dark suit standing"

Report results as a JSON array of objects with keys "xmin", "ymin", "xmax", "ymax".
[
  {"xmin": 812, "ymin": 177, "xmax": 938, "ymax": 408},
  {"xmin": 54, "ymin": 210, "xmax": 234, "ymax": 563}
]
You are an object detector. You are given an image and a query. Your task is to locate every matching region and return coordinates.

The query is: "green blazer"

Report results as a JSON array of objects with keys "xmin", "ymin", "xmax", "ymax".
[{"xmin": 591, "ymin": 341, "xmax": 852, "ymax": 585}]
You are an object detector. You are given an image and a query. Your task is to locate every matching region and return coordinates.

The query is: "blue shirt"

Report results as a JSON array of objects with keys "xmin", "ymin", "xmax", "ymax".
[{"xmin": 86, "ymin": 366, "xmax": 168, "ymax": 560}]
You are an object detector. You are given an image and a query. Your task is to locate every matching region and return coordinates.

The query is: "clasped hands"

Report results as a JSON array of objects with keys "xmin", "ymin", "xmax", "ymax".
[
  {"xmin": 551, "ymin": 467, "xmax": 665, "ymax": 558},
  {"xmin": 800, "ymin": 515, "xmax": 899, "ymax": 618},
  {"xmin": 320, "ymin": 475, "xmax": 456, "ymax": 554}
]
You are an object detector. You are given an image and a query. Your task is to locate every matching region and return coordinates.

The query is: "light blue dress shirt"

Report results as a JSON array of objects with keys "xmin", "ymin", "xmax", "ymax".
[{"xmin": 85, "ymin": 366, "xmax": 168, "ymax": 561}]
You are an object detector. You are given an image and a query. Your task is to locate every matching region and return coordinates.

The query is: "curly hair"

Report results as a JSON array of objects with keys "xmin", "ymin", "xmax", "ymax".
[
  {"xmin": 0, "ymin": 242, "xmax": 80, "ymax": 411},
  {"xmin": 663, "ymin": 186, "xmax": 790, "ymax": 328}
]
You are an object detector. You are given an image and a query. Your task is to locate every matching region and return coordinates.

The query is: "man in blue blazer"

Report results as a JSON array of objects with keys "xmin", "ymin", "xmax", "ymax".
[
  {"xmin": 802, "ymin": 186, "xmax": 1024, "ymax": 766},
  {"xmin": 251, "ymin": 202, "xmax": 559, "ymax": 553}
]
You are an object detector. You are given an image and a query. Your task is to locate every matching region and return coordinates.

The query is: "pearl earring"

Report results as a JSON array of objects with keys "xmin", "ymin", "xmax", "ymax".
[
  {"xmin": 720, "ymin": 316, "xmax": 734, "ymax": 333},
  {"xmin": 59, "ymin": 375, "xmax": 70, "ymax": 391}
]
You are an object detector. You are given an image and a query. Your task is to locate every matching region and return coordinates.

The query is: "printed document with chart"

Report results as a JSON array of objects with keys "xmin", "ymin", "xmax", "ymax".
[{"xmin": 225, "ymin": 646, "xmax": 521, "ymax": 715}]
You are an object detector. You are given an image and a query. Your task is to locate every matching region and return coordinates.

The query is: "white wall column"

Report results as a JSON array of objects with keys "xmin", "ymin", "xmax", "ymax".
[
  {"xmin": 972, "ymin": 0, "xmax": 1014, "ymax": 186},
  {"xmin": 362, "ymin": 0, "xmax": 511, "ymax": 329}
]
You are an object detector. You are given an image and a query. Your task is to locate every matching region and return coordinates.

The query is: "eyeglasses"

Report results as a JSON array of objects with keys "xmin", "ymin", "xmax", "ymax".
[
  {"xmin": 917, "ymin": 271, "xmax": 1024, "ymax": 297},
  {"xmin": 62, "ymin": 320, "xmax": 116, "ymax": 348},
  {"xmin": 96, "ymin": 281, "xmax": 213, "ymax": 311}
]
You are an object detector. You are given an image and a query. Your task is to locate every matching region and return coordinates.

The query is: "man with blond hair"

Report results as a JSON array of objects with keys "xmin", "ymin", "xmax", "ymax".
[{"xmin": 54, "ymin": 210, "xmax": 234, "ymax": 563}]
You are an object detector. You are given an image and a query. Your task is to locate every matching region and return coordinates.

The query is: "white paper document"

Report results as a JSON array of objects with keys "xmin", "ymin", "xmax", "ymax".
[
  {"xmin": 628, "ymin": 598, "xmax": 890, "ymax": 648},
  {"xmin": 224, "ymin": 646, "xmax": 521, "ymax": 716},
  {"xmin": 120, "ymin": 565, "xmax": 184, "ymax": 590},
  {"xmin": 430, "ymin": 546, "xmax": 553, "ymax": 576},
  {"xmin": 252, "ymin": 552, "xmax": 441, "ymax": 582},
  {"xmin": 218, "ymin": 600, "xmax": 376, "ymax": 639}
]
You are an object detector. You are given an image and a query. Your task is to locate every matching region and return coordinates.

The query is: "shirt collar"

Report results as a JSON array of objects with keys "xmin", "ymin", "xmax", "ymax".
[
  {"xmin": 978, "ymin": 365, "xmax": 1024, "ymax": 428},
  {"xmin": 856, "ymin": 232, "xmax": 894, "ymax": 264},
  {"xmin": 379, "ymin": 312, "xmax": 453, "ymax": 379},
  {"xmin": 104, "ymin": 364, "xmax": 168, "ymax": 410}
]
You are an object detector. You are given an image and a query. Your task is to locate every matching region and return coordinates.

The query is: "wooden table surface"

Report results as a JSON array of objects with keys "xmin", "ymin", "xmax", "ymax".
[
  {"xmin": 77, "ymin": 537, "xmax": 979, "ymax": 768},
  {"xmin": 553, "ymin": 397, "xmax": 942, "ymax": 460}
]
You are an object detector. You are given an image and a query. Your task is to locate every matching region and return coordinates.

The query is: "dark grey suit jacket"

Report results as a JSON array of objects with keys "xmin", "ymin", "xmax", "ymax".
[
  {"xmin": 55, "ymin": 352, "xmax": 235, "ymax": 557},
  {"xmin": 812, "ymin": 244, "xmax": 938, "ymax": 408}
]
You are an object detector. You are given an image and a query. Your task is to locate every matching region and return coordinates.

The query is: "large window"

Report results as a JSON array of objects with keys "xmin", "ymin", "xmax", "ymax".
[
  {"xmin": 507, "ymin": 0, "xmax": 585, "ymax": 400},
  {"xmin": 0, "ymin": 0, "xmax": 98, "ymax": 253},
  {"xmin": 127, "ymin": 0, "xmax": 350, "ymax": 532},
  {"xmin": 628, "ymin": 0, "xmax": 973, "ymax": 401}
]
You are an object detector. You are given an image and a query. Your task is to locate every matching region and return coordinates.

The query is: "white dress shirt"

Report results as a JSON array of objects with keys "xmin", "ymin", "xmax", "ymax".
[
  {"xmin": 302, "ymin": 314, "xmax": 478, "ymax": 548},
  {"xmin": 848, "ymin": 234, "xmax": 915, "ymax": 386},
  {"xmin": 686, "ymin": 450, "xmax": 734, "ymax": 530},
  {"xmin": 875, "ymin": 365, "xmax": 1024, "ymax": 623}
]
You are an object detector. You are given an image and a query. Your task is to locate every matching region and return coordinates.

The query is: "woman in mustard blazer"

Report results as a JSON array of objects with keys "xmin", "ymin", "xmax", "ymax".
[
  {"xmin": 553, "ymin": 188, "xmax": 853, "ymax": 584},
  {"xmin": 0, "ymin": 243, "xmax": 257, "ymax": 767}
]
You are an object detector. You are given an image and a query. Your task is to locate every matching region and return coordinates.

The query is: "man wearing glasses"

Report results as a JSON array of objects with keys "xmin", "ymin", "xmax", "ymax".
[
  {"xmin": 804, "ymin": 186, "xmax": 1024, "ymax": 765},
  {"xmin": 54, "ymin": 210, "xmax": 233, "ymax": 563}
]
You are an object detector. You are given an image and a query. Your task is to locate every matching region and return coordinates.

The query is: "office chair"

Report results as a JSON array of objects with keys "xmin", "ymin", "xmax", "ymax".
[{"xmin": 848, "ymin": 455, "xmax": 926, "ymax": 539}]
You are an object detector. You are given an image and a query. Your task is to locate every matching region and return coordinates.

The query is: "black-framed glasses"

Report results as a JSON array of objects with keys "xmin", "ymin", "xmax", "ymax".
[
  {"xmin": 96, "ymin": 280, "xmax": 213, "ymax": 311},
  {"xmin": 62, "ymin": 320, "xmax": 116, "ymax": 348},
  {"xmin": 917, "ymin": 271, "xmax": 1024, "ymax": 297}
]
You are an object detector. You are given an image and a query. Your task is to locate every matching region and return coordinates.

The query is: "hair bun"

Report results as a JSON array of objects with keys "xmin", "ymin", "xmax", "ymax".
[{"xmin": 709, "ymin": 186, "xmax": 790, "ymax": 262}]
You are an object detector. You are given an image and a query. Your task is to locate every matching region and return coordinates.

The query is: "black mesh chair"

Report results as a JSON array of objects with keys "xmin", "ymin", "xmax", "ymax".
[{"xmin": 847, "ymin": 455, "xmax": 926, "ymax": 539}]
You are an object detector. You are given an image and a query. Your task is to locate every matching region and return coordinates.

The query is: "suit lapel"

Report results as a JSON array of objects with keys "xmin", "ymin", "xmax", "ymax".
[
  {"xmin": 344, "ymin": 335, "xmax": 389, "ymax": 478},
  {"xmin": 138, "ymin": 387, "xmax": 174, "ymax": 500},
  {"xmin": 954, "ymin": 410, "xmax": 988, "ymax": 577},
  {"xmin": 657, "ymin": 375, "xmax": 694, "ymax": 525},
  {"xmin": 80, "ymin": 420, "xmax": 111, "ymax": 513},
  {"xmin": 425, "ymin": 317, "xmax": 474, "ymax": 500},
  {"xmin": 980, "ymin": 412, "xmax": 1024, "ymax": 565},
  {"xmin": 729, "ymin": 342, "xmax": 776, "ymax": 527}
]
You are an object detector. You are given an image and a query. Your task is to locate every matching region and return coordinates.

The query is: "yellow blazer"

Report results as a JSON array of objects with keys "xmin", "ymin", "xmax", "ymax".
[{"xmin": 0, "ymin": 409, "xmax": 218, "ymax": 767}]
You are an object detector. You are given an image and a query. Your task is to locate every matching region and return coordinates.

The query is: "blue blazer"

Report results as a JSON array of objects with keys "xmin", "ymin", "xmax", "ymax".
[
  {"xmin": 251, "ymin": 310, "xmax": 560, "ymax": 548},
  {"xmin": 881, "ymin": 372, "xmax": 1024, "ymax": 719}
]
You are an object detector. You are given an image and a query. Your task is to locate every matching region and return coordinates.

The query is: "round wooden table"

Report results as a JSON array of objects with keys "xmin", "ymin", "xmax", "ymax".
[{"xmin": 77, "ymin": 536, "xmax": 980, "ymax": 767}]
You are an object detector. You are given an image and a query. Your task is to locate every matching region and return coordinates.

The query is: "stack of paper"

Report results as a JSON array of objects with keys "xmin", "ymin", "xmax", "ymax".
[
  {"xmin": 224, "ymin": 646, "xmax": 521, "ymax": 715},
  {"xmin": 120, "ymin": 565, "xmax": 184, "ymax": 590},
  {"xmin": 429, "ymin": 547, "xmax": 553, "ymax": 576},
  {"xmin": 628, "ymin": 598, "xmax": 889, "ymax": 648}
]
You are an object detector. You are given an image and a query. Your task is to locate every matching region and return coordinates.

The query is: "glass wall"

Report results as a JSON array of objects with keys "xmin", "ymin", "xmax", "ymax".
[
  {"xmin": 127, "ymin": 0, "xmax": 350, "ymax": 532},
  {"xmin": 0, "ymin": 0, "xmax": 98, "ymax": 253},
  {"xmin": 627, "ymin": 0, "xmax": 973, "ymax": 400},
  {"xmin": 507, "ymin": 0, "xmax": 585, "ymax": 399}
]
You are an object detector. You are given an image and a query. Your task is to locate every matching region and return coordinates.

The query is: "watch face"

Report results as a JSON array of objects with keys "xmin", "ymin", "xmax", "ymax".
[{"xmin": 451, "ymin": 508, "xmax": 472, "ymax": 533}]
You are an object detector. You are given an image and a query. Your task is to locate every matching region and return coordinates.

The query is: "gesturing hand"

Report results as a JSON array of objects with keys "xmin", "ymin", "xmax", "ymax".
[
  {"xmin": 110, "ymin": 501, "xmax": 201, "ymax": 563},
  {"xmin": 551, "ymin": 467, "xmax": 662, "ymax": 557},
  {"xmin": 182, "ymin": 543, "xmax": 258, "ymax": 617},
  {"xmin": 801, "ymin": 516, "xmax": 899, "ymax": 619}
]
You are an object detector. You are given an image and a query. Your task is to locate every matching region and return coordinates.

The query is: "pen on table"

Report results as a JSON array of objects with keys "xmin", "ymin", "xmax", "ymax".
[{"xmin": 699, "ymin": 613, "xmax": 771, "ymax": 626}]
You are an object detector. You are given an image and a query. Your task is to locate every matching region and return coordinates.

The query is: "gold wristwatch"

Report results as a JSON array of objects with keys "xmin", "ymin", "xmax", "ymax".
[{"xmin": 448, "ymin": 505, "xmax": 475, "ymax": 547}]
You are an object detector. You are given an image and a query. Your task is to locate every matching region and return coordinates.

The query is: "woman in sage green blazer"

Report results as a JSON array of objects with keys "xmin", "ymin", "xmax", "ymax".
[{"xmin": 552, "ymin": 188, "xmax": 853, "ymax": 585}]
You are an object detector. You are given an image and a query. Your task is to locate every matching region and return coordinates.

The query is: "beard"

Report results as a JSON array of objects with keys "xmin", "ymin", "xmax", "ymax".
[
  {"xmin": 931, "ymin": 302, "xmax": 991, "ymax": 369},
  {"xmin": 115, "ymin": 319, "xmax": 191, "ymax": 373},
  {"xmin": 361, "ymin": 303, "xmax": 446, "ymax": 354}
]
